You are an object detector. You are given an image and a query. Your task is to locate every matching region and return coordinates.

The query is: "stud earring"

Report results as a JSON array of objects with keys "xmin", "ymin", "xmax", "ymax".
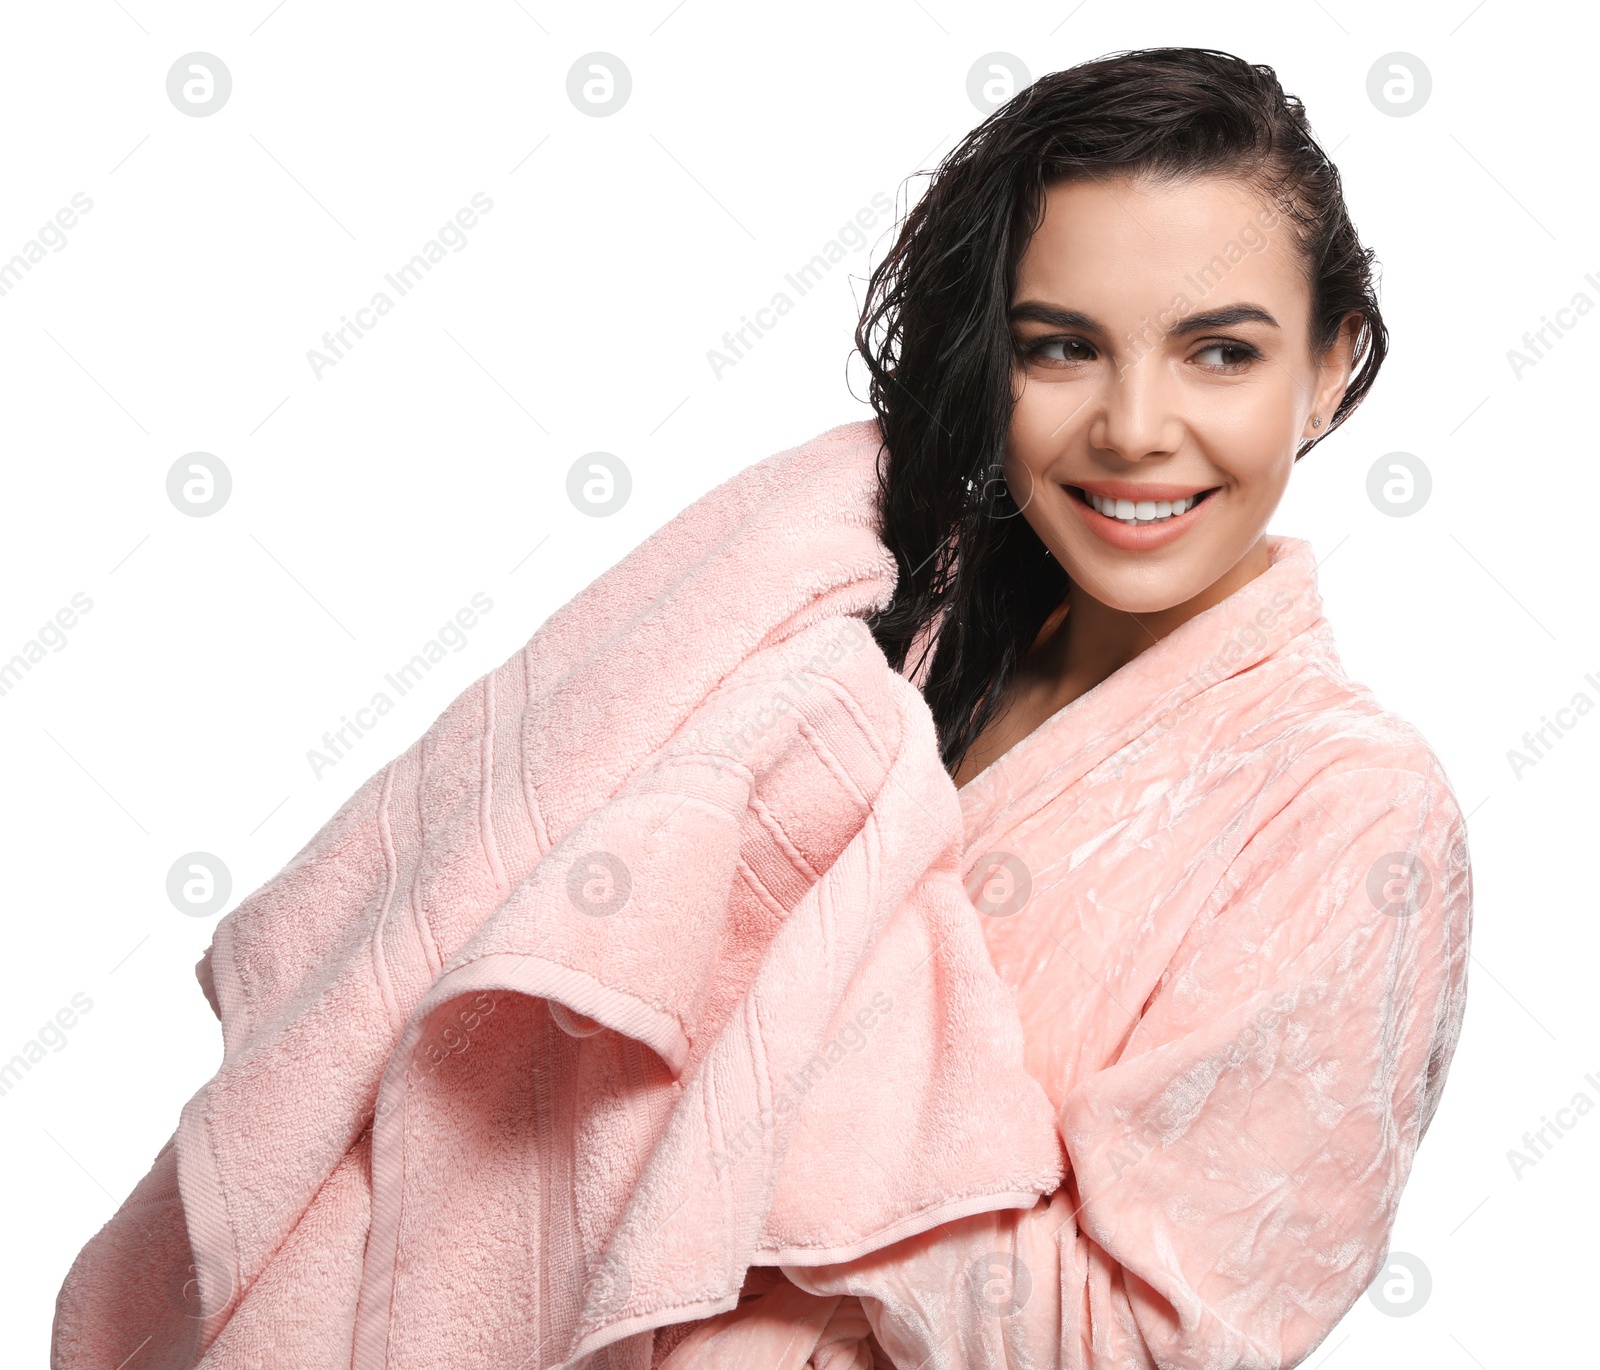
[{"xmin": 1311, "ymin": 416, "xmax": 1323, "ymax": 428}]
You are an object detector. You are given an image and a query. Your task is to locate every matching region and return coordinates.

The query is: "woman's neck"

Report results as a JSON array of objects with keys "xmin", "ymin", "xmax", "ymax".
[
  {"xmin": 949, "ymin": 536, "xmax": 1272, "ymax": 791},
  {"xmin": 1031, "ymin": 535, "xmax": 1273, "ymax": 708}
]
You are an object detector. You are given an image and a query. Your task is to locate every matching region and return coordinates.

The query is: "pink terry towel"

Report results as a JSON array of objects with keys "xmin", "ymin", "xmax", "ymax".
[
  {"xmin": 651, "ymin": 535, "xmax": 1474, "ymax": 1369},
  {"xmin": 51, "ymin": 420, "xmax": 1068, "ymax": 1370}
]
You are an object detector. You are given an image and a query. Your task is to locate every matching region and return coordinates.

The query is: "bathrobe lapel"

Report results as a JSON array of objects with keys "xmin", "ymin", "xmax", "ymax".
[{"xmin": 959, "ymin": 534, "xmax": 1325, "ymax": 860}]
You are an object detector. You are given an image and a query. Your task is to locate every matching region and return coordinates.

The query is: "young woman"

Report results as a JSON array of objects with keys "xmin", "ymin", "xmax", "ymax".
[
  {"xmin": 52, "ymin": 45, "xmax": 1469, "ymax": 1370},
  {"xmin": 651, "ymin": 46, "xmax": 1472, "ymax": 1370}
]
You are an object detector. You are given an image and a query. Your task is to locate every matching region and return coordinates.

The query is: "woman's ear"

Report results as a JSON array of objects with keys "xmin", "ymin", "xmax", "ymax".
[{"xmin": 1312, "ymin": 310, "xmax": 1364, "ymax": 424}]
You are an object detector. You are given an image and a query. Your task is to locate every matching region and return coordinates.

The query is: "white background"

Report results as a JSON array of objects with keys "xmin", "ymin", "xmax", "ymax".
[{"xmin": 2, "ymin": 1, "xmax": 1593, "ymax": 1365}]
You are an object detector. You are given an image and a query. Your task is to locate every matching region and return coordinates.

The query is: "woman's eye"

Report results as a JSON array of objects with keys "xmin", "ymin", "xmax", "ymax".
[
  {"xmin": 1193, "ymin": 341, "xmax": 1257, "ymax": 370},
  {"xmin": 1029, "ymin": 337, "xmax": 1096, "ymax": 364}
]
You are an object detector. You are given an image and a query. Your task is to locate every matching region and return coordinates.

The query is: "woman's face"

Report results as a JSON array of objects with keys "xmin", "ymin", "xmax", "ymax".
[{"xmin": 1005, "ymin": 172, "xmax": 1360, "ymax": 616}]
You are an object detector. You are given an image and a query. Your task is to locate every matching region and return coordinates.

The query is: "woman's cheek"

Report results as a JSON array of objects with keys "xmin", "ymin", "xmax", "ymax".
[
  {"xmin": 1010, "ymin": 380, "xmax": 1082, "ymax": 456},
  {"xmin": 1188, "ymin": 386, "xmax": 1296, "ymax": 476}
]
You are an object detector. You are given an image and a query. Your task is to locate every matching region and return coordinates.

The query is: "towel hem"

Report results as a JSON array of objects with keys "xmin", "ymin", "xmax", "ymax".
[{"xmin": 765, "ymin": 1183, "xmax": 1060, "ymax": 1267}]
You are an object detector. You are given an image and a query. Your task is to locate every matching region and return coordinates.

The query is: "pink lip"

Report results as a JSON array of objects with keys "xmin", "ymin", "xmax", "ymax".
[{"xmin": 1064, "ymin": 483, "xmax": 1219, "ymax": 551}]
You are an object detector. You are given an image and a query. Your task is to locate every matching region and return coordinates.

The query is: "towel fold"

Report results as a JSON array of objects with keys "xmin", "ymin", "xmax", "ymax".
[{"xmin": 52, "ymin": 419, "xmax": 1067, "ymax": 1370}]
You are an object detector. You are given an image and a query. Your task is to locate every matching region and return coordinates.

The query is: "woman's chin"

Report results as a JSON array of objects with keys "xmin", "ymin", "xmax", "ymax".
[{"xmin": 1055, "ymin": 541, "xmax": 1222, "ymax": 617}]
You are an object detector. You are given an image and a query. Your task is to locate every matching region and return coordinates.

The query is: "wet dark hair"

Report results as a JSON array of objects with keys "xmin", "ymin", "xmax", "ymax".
[{"xmin": 857, "ymin": 46, "xmax": 1388, "ymax": 776}]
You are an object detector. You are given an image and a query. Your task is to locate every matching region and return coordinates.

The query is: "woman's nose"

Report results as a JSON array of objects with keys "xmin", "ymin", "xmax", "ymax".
[{"xmin": 1088, "ymin": 351, "xmax": 1182, "ymax": 460}]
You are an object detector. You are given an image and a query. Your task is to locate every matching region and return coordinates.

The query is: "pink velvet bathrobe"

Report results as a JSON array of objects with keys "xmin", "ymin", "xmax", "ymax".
[
  {"xmin": 53, "ymin": 419, "xmax": 1471, "ymax": 1370},
  {"xmin": 651, "ymin": 436, "xmax": 1473, "ymax": 1367}
]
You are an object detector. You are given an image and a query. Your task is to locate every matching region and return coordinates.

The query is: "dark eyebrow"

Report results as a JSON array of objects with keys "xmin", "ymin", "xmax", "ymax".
[
  {"xmin": 1168, "ymin": 304, "xmax": 1280, "ymax": 336},
  {"xmin": 1009, "ymin": 300, "xmax": 1280, "ymax": 337},
  {"xmin": 1009, "ymin": 302, "xmax": 1103, "ymax": 332}
]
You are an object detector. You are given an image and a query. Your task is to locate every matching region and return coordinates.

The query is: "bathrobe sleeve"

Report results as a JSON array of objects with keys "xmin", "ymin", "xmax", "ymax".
[{"xmin": 750, "ymin": 759, "xmax": 1473, "ymax": 1370}]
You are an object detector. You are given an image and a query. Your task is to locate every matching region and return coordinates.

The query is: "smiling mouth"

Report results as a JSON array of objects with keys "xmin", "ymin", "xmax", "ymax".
[{"xmin": 1067, "ymin": 486, "xmax": 1222, "ymax": 526}]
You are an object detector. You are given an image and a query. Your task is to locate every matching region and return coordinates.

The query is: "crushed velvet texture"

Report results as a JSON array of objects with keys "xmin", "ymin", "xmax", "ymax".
[{"xmin": 658, "ymin": 535, "xmax": 1472, "ymax": 1369}]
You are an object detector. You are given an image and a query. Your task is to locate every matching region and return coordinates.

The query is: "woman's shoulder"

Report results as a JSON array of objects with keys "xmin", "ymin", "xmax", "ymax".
[
  {"xmin": 1180, "ymin": 537, "xmax": 1464, "ymax": 822},
  {"xmin": 1258, "ymin": 648, "xmax": 1468, "ymax": 838}
]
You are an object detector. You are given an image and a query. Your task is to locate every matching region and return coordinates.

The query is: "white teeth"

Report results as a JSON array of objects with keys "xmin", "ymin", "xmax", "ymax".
[{"xmin": 1084, "ymin": 490, "xmax": 1206, "ymax": 524}]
